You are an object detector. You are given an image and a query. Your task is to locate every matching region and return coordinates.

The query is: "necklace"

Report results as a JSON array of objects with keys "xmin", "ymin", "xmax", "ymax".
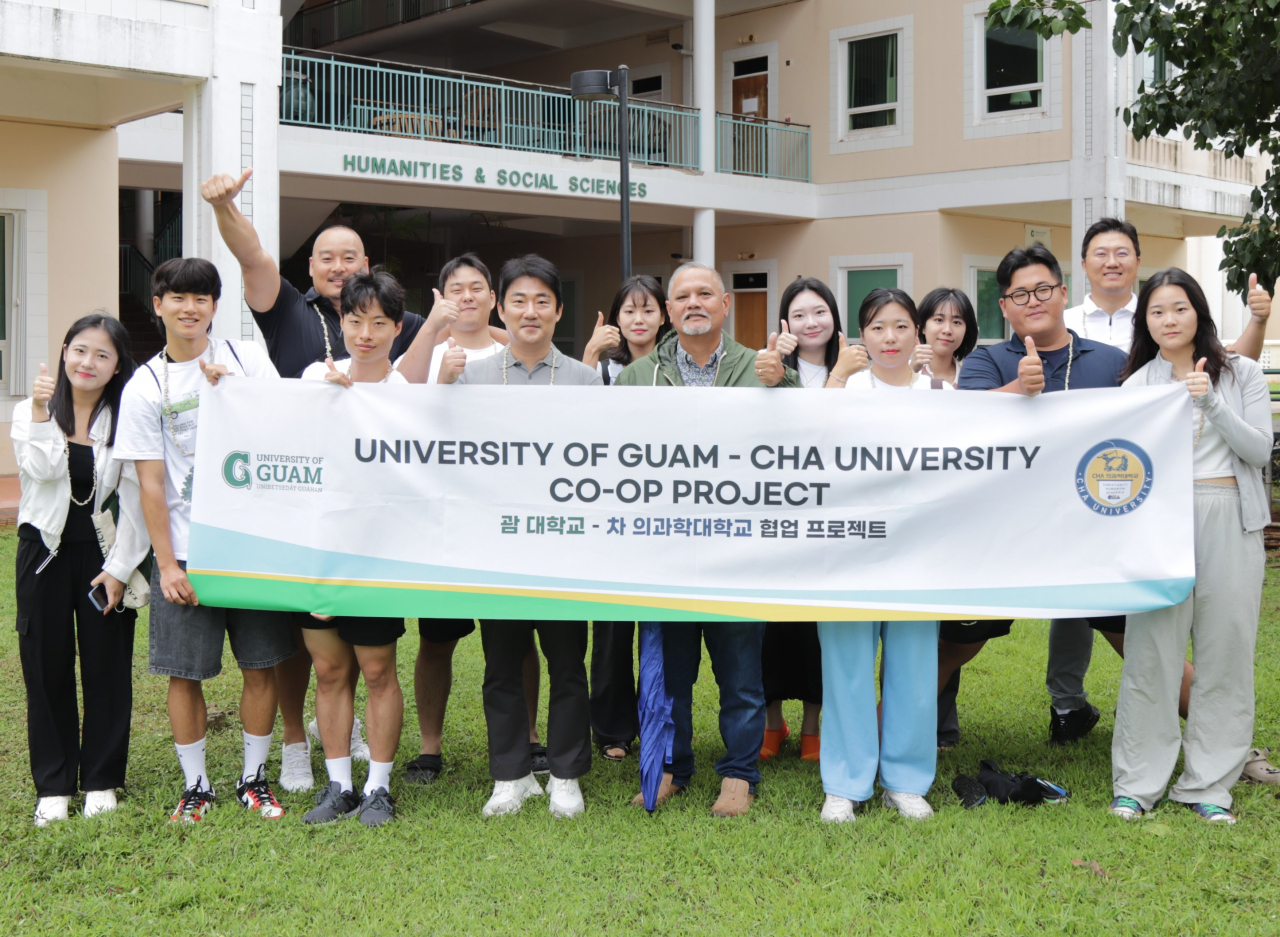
[
  {"xmin": 799, "ymin": 359, "xmax": 828, "ymax": 388},
  {"xmin": 868, "ymin": 367, "xmax": 917, "ymax": 389},
  {"xmin": 503, "ymin": 346, "xmax": 557, "ymax": 385},
  {"xmin": 161, "ymin": 340, "xmax": 213, "ymax": 456},
  {"xmin": 63, "ymin": 435, "xmax": 100, "ymax": 508},
  {"xmin": 1062, "ymin": 336, "xmax": 1073, "ymax": 390},
  {"xmin": 311, "ymin": 302, "xmax": 336, "ymax": 360},
  {"xmin": 342, "ymin": 358, "xmax": 394, "ymax": 383},
  {"xmin": 1170, "ymin": 372, "xmax": 1207, "ymax": 449}
]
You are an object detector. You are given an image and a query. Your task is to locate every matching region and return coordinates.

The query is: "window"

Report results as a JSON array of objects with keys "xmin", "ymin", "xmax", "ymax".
[
  {"xmin": 1136, "ymin": 46, "xmax": 1168, "ymax": 94},
  {"xmin": 733, "ymin": 57, "xmax": 768, "ymax": 79},
  {"xmin": 631, "ymin": 75, "xmax": 662, "ymax": 98},
  {"xmin": 985, "ymin": 25, "xmax": 1043, "ymax": 114},
  {"xmin": 847, "ymin": 34, "xmax": 897, "ymax": 130},
  {"xmin": 974, "ymin": 269, "xmax": 1071, "ymax": 342},
  {"xmin": 845, "ymin": 268, "xmax": 898, "ymax": 338}
]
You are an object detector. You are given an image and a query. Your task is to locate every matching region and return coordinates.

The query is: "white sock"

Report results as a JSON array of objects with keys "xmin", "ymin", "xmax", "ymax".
[
  {"xmin": 326, "ymin": 757, "xmax": 354, "ymax": 793},
  {"xmin": 242, "ymin": 731, "xmax": 273, "ymax": 784},
  {"xmin": 175, "ymin": 738, "xmax": 210, "ymax": 794},
  {"xmin": 1053, "ymin": 706, "xmax": 1074, "ymax": 716},
  {"xmin": 364, "ymin": 760, "xmax": 392, "ymax": 796}
]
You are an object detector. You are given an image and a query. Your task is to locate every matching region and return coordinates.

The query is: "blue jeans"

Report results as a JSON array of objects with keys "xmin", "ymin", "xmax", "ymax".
[
  {"xmin": 662, "ymin": 622, "xmax": 765, "ymax": 791},
  {"xmin": 817, "ymin": 620, "xmax": 939, "ymax": 802}
]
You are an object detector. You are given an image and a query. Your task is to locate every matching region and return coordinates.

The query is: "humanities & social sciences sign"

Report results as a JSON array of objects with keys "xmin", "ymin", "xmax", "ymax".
[
  {"xmin": 187, "ymin": 382, "xmax": 1194, "ymax": 622},
  {"xmin": 341, "ymin": 154, "xmax": 649, "ymax": 199}
]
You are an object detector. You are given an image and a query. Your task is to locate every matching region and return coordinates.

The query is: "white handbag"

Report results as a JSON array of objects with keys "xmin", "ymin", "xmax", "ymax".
[{"xmin": 91, "ymin": 500, "xmax": 151, "ymax": 609}]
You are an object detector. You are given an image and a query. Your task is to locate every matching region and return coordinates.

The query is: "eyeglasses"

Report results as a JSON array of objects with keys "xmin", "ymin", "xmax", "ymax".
[
  {"xmin": 1001, "ymin": 285, "xmax": 1060, "ymax": 305},
  {"xmin": 1089, "ymin": 249, "xmax": 1133, "ymax": 262}
]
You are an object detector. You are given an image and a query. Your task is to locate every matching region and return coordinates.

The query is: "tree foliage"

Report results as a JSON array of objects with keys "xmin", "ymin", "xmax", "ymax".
[{"xmin": 987, "ymin": 0, "xmax": 1280, "ymax": 294}]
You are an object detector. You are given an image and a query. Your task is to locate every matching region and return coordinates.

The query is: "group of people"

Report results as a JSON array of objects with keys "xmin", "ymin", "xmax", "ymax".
[{"xmin": 13, "ymin": 168, "xmax": 1280, "ymax": 831}]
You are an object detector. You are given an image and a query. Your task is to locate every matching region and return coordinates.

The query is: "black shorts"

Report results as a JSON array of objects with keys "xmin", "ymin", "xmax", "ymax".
[
  {"xmin": 1088, "ymin": 615, "xmax": 1126, "ymax": 634},
  {"xmin": 296, "ymin": 612, "xmax": 406, "ymax": 647},
  {"xmin": 418, "ymin": 617, "xmax": 477, "ymax": 645},
  {"xmin": 939, "ymin": 619, "xmax": 1014, "ymax": 644}
]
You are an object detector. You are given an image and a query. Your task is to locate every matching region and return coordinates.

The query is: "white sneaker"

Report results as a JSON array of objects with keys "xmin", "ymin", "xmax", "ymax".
[
  {"xmin": 482, "ymin": 773, "xmax": 544, "ymax": 817},
  {"xmin": 83, "ymin": 790, "xmax": 118, "ymax": 818},
  {"xmin": 278, "ymin": 742, "xmax": 314, "ymax": 792},
  {"xmin": 547, "ymin": 776, "xmax": 585, "ymax": 819},
  {"xmin": 306, "ymin": 717, "xmax": 370, "ymax": 762},
  {"xmin": 34, "ymin": 795, "xmax": 70, "ymax": 827},
  {"xmin": 820, "ymin": 793, "xmax": 856, "ymax": 823},
  {"xmin": 882, "ymin": 789, "xmax": 934, "ymax": 820}
]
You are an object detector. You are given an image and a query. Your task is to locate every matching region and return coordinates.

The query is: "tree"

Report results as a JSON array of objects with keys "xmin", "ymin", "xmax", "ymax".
[{"xmin": 986, "ymin": 0, "xmax": 1280, "ymax": 294}]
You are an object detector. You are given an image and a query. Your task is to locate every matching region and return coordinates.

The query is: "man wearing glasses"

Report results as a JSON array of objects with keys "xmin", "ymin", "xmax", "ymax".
[{"xmin": 943, "ymin": 244, "xmax": 1128, "ymax": 745}]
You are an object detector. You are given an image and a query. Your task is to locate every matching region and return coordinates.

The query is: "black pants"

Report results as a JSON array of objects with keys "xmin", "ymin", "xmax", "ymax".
[
  {"xmin": 762, "ymin": 621, "xmax": 822, "ymax": 705},
  {"xmin": 16, "ymin": 538, "xmax": 136, "ymax": 797},
  {"xmin": 589, "ymin": 621, "xmax": 639, "ymax": 748},
  {"xmin": 480, "ymin": 620, "xmax": 590, "ymax": 781},
  {"xmin": 937, "ymin": 666, "xmax": 961, "ymax": 747}
]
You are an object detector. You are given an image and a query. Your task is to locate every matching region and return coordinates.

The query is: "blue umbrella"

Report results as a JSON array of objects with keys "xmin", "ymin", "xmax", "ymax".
[{"xmin": 636, "ymin": 621, "xmax": 675, "ymax": 812}]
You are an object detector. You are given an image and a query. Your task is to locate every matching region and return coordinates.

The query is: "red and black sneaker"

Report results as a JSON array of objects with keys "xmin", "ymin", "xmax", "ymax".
[
  {"xmin": 170, "ymin": 778, "xmax": 216, "ymax": 824},
  {"xmin": 237, "ymin": 765, "xmax": 286, "ymax": 820}
]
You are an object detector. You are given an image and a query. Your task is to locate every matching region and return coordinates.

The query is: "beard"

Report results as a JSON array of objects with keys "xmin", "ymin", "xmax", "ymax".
[{"xmin": 681, "ymin": 312, "xmax": 712, "ymax": 335}]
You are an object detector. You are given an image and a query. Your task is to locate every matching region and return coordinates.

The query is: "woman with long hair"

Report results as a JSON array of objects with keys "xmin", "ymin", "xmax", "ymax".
[
  {"xmin": 1111, "ymin": 268, "xmax": 1272, "ymax": 825},
  {"xmin": 582, "ymin": 275, "xmax": 671, "ymax": 385},
  {"xmin": 910, "ymin": 287, "xmax": 979, "ymax": 386},
  {"xmin": 11, "ymin": 313, "xmax": 150, "ymax": 827},
  {"xmin": 818, "ymin": 288, "xmax": 948, "ymax": 823}
]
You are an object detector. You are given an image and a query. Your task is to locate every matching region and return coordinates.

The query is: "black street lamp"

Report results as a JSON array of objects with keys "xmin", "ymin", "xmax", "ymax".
[{"xmin": 571, "ymin": 66, "xmax": 631, "ymax": 280}]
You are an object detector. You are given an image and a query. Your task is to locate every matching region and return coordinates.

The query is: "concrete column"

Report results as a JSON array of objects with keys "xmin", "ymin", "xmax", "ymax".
[
  {"xmin": 134, "ymin": 189, "xmax": 155, "ymax": 263},
  {"xmin": 694, "ymin": 0, "xmax": 715, "ymax": 175},
  {"xmin": 693, "ymin": 208, "xmax": 715, "ymax": 266},
  {"xmin": 1068, "ymin": 3, "xmax": 1126, "ymax": 307},
  {"xmin": 182, "ymin": 0, "xmax": 282, "ymax": 345}
]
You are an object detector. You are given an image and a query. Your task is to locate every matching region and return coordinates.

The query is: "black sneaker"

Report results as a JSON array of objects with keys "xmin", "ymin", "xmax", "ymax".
[
  {"xmin": 169, "ymin": 778, "xmax": 216, "ymax": 824},
  {"xmin": 302, "ymin": 781, "xmax": 361, "ymax": 825},
  {"xmin": 1048, "ymin": 704, "xmax": 1100, "ymax": 745},
  {"xmin": 951, "ymin": 774, "xmax": 987, "ymax": 809},
  {"xmin": 404, "ymin": 753, "xmax": 443, "ymax": 786},
  {"xmin": 530, "ymin": 743, "xmax": 550, "ymax": 776},
  {"xmin": 355, "ymin": 787, "xmax": 396, "ymax": 827}
]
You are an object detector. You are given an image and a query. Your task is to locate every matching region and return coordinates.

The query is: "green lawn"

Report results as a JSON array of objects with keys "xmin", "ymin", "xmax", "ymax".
[{"xmin": 1, "ymin": 527, "xmax": 1279, "ymax": 935}]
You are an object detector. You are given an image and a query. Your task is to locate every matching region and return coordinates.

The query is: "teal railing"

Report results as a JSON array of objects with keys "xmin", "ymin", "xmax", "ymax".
[
  {"xmin": 716, "ymin": 113, "xmax": 810, "ymax": 183},
  {"xmin": 119, "ymin": 244, "xmax": 154, "ymax": 310},
  {"xmin": 286, "ymin": 0, "xmax": 484, "ymax": 50},
  {"xmin": 154, "ymin": 209, "xmax": 182, "ymax": 265},
  {"xmin": 281, "ymin": 49, "xmax": 700, "ymax": 171}
]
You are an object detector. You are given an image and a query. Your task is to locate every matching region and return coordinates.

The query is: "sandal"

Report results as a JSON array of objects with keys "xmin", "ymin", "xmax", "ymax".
[
  {"xmin": 760, "ymin": 721, "xmax": 790, "ymax": 761},
  {"xmin": 601, "ymin": 742, "xmax": 631, "ymax": 762}
]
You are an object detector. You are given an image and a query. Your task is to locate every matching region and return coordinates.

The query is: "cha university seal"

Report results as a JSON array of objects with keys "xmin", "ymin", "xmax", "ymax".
[{"xmin": 1076, "ymin": 439, "xmax": 1153, "ymax": 516}]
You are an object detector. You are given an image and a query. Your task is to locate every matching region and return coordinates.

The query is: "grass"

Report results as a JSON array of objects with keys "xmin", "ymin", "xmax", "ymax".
[{"xmin": 1, "ymin": 527, "xmax": 1279, "ymax": 936}]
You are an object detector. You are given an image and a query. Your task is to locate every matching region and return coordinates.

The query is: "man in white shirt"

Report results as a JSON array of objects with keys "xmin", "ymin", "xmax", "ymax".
[{"xmin": 114, "ymin": 258, "xmax": 294, "ymax": 824}]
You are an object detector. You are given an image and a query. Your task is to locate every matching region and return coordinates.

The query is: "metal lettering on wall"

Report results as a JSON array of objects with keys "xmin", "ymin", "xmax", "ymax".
[{"xmin": 340, "ymin": 154, "xmax": 648, "ymax": 199}]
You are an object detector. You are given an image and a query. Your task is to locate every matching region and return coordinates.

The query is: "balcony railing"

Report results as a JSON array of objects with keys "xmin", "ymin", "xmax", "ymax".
[
  {"xmin": 716, "ymin": 113, "xmax": 810, "ymax": 183},
  {"xmin": 285, "ymin": 0, "xmax": 487, "ymax": 50},
  {"xmin": 282, "ymin": 48, "xmax": 700, "ymax": 171}
]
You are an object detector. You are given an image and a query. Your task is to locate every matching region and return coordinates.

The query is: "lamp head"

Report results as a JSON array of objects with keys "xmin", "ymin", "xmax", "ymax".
[{"xmin": 571, "ymin": 69, "xmax": 616, "ymax": 101}]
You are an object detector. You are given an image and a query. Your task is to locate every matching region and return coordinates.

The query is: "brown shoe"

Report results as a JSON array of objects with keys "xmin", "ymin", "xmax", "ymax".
[
  {"xmin": 631, "ymin": 772, "xmax": 683, "ymax": 808},
  {"xmin": 711, "ymin": 777, "xmax": 754, "ymax": 817}
]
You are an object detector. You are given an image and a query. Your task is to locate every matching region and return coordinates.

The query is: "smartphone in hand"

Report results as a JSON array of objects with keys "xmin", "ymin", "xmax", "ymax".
[{"xmin": 88, "ymin": 582, "xmax": 112, "ymax": 613}]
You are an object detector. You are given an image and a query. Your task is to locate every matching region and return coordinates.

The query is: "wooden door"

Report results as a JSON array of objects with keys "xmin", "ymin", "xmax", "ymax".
[
  {"xmin": 731, "ymin": 73, "xmax": 768, "ymax": 175},
  {"xmin": 734, "ymin": 292, "xmax": 768, "ymax": 352},
  {"xmin": 732, "ymin": 74, "xmax": 768, "ymax": 119}
]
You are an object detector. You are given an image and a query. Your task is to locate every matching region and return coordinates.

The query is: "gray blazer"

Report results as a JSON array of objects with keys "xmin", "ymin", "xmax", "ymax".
[{"xmin": 1123, "ymin": 353, "xmax": 1273, "ymax": 532}]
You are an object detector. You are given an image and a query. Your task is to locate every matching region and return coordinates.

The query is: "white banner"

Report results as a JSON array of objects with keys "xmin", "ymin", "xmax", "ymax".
[{"xmin": 186, "ymin": 380, "xmax": 1195, "ymax": 621}]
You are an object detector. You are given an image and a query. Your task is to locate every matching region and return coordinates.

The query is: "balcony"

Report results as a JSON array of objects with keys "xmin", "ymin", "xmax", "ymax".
[
  {"xmin": 285, "ymin": 0, "xmax": 485, "ymax": 50},
  {"xmin": 1126, "ymin": 134, "xmax": 1266, "ymax": 187},
  {"xmin": 281, "ymin": 49, "xmax": 700, "ymax": 171},
  {"xmin": 716, "ymin": 113, "xmax": 810, "ymax": 184}
]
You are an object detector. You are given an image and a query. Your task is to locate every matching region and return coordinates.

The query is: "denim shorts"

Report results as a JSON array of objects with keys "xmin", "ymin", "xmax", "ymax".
[{"xmin": 148, "ymin": 562, "xmax": 296, "ymax": 680}]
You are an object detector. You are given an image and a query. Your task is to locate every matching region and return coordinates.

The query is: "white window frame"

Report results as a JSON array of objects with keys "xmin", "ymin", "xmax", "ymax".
[
  {"xmin": 829, "ymin": 253, "xmax": 913, "ymax": 324},
  {"xmin": 718, "ymin": 258, "xmax": 777, "ymax": 346},
  {"xmin": 0, "ymin": 188, "xmax": 47, "ymax": 413},
  {"xmin": 963, "ymin": 1, "xmax": 1063, "ymax": 140},
  {"xmin": 722, "ymin": 42, "xmax": 779, "ymax": 120},
  {"xmin": 628, "ymin": 63, "xmax": 670, "ymax": 104},
  {"xmin": 830, "ymin": 16, "xmax": 913, "ymax": 154},
  {"xmin": 964, "ymin": 253, "xmax": 1010, "ymax": 344}
]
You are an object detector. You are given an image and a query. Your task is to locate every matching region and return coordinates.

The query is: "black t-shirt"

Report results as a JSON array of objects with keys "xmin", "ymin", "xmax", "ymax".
[
  {"xmin": 21, "ymin": 441, "xmax": 97, "ymax": 543},
  {"xmin": 252, "ymin": 276, "xmax": 426, "ymax": 378}
]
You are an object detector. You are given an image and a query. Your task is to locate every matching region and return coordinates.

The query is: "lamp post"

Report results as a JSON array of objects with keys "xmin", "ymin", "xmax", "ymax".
[{"xmin": 571, "ymin": 66, "xmax": 631, "ymax": 280}]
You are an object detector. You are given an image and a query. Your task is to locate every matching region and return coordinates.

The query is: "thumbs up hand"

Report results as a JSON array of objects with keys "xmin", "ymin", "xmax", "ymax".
[
  {"xmin": 198, "ymin": 358, "xmax": 231, "ymax": 387},
  {"xmin": 773, "ymin": 319, "xmax": 799, "ymax": 358},
  {"xmin": 1247, "ymin": 272, "xmax": 1273, "ymax": 324},
  {"xmin": 438, "ymin": 338, "xmax": 468, "ymax": 384},
  {"xmin": 830, "ymin": 332, "xmax": 870, "ymax": 385},
  {"xmin": 31, "ymin": 362, "xmax": 55, "ymax": 420},
  {"xmin": 200, "ymin": 169, "xmax": 253, "ymax": 206},
  {"xmin": 1018, "ymin": 335, "xmax": 1045, "ymax": 396},
  {"xmin": 425, "ymin": 287, "xmax": 461, "ymax": 336},
  {"xmin": 582, "ymin": 310, "xmax": 621, "ymax": 369},
  {"xmin": 322, "ymin": 357, "xmax": 353, "ymax": 388},
  {"xmin": 1185, "ymin": 357, "xmax": 1210, "ymax": 398},
  {"xmin": 754, "ymin": 331, "xmax": 786, "ymax": 387}
]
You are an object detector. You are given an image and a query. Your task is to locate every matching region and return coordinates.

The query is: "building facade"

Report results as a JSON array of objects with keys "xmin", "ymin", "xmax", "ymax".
[{"xmin": 1, "ymin": 0, "xmax": 1273, "ymax": 469}]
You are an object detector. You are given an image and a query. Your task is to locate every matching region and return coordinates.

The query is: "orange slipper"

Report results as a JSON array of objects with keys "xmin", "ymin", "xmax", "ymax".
[
  {"xmin": 759, "ymin": 721, "xmax": 790, "ymax": 760},
  {"xmin": 799, "ymin": 733, "xmax": 820, "ymax": 761}
]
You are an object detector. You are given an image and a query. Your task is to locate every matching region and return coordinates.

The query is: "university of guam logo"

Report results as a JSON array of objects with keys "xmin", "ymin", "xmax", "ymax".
[
  {"xmin": 223, "ymin": 451, "xmax": 252, "ymax": 490},
  {"xmin": 1075, "ymin": 439, "xmax": 1153, "ymax": 516}
]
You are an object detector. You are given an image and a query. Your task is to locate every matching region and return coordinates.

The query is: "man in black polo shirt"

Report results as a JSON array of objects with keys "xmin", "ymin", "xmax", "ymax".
[{"xmin": 948, "ymin": 244, "xmax": 1127, "ymax": 745}]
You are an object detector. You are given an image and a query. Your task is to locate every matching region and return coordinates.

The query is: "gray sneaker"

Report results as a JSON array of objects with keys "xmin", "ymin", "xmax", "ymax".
[
  {"xmin": 355, "ymin": 787, "xmax": 396, "ymax": 827},
  {"xmin": 302, "ymin": 782, "xmax": 360, "ymax": 825}
]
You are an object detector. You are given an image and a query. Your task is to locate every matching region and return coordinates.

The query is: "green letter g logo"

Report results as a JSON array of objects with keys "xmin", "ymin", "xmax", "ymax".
[{"xmin": 223, "ymin": 451, "xmax": 252, "ymax": 490}]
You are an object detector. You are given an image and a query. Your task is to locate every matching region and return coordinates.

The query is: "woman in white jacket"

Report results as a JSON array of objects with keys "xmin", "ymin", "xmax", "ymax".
[
  {"xmin": 11, "ymin": 313, "xmax": 150, "ymax": 827},
  {"xmin": 1111, "ymin": 269, "xmax": 1272, "ymax": 825}
]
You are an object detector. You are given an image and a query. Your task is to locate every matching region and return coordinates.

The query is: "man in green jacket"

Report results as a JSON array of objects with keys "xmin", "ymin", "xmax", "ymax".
[{"xmin": 619, "ymin": 261, "xmax": 796, "ymax": 818}]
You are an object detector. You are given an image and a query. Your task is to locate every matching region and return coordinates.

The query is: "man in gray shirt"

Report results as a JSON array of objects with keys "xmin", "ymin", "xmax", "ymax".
[{"xmin": 439, "ymin": 255, "xmax": 596, "ymax": 822}]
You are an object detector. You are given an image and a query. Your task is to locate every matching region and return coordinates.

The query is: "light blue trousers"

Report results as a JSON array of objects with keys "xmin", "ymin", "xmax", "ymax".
[{"xmin": 817, "ymin": 620, "xmax": 940, "ymax": 802}]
